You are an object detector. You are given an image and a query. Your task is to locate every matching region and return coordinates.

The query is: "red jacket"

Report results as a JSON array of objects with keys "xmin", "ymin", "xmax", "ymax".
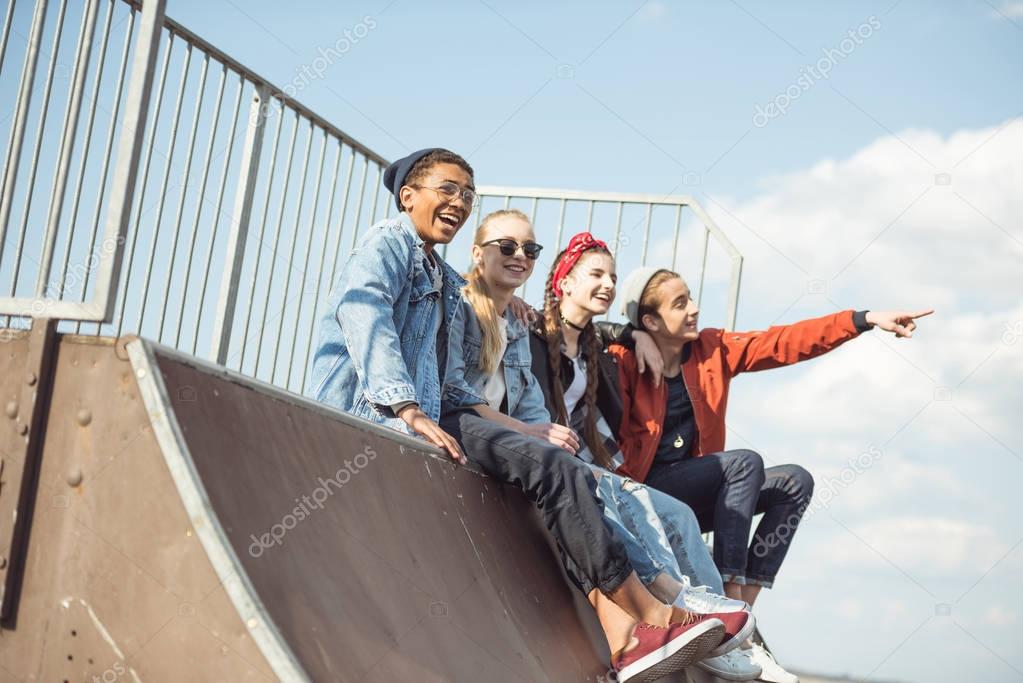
[{"xmin": 609, "ymin": 310, "xmax": 865, "ymax": 483}]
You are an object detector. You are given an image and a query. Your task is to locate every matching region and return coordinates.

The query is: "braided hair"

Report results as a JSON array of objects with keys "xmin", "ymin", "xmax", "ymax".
[{"xmin": 541, "ymin": 246, "xmax": 615, "ymax": 471}]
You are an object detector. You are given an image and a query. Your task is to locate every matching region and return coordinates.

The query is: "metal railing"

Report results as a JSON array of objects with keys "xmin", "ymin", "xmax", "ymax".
[
  {"xmin": 458, "ymin": 186, "xmax": 743, "ymax": 329},
  {"xmin": 0, "ymin": 0, "xmax": 742, "ymax": 397}
]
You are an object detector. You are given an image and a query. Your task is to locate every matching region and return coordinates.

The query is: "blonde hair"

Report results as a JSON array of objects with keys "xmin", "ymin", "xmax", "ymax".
[{"xmin": 463, "ymin": 209, "xmax": 532, "ymax": 374}]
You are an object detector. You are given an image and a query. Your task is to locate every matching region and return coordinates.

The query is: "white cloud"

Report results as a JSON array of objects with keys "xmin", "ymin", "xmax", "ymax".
[
  {"xmin": 706, "ymin": 118, "xmax": 1023, "ymax": 316},
  {"xmin": 809, "ymin": 454, "xmax": 974, "ymax": 515},
  {"xmin": 819, "ymin": 516, "xmax": 1008, "ymax": 576},
  {"xmin": 982, "ymin": 605, "xmax": 1017, "ymax": 625},
  {"xmin": 702, "ymin": 118, "xmax": 1023, "ymax": 508},
  {"xmin": 990, "ymin": 1, "xmax": 1023, "ymax": 19},
  {"xmin": 831, "ymin": 595, "xmax": 907, "ymax": 623},
  {"xmin": 685, "ymin": 124, "xmax": 1023, "ymax": 673},
  {"xmin": 835, "ymin": 596, "xmax": 863, "ymax": 619},
  {"xmin": 728, "ymin": 303, "xmax": 1023, "ymax": 447},
  {"xmin": 639, "ymin": 1, "xmax": 669, "ymax": 20}
]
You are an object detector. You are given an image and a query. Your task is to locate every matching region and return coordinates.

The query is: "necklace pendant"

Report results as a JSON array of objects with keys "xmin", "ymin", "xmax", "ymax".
[{"xmin": 674, "ymin": 435, "xmax": 684, "ymax": 448}]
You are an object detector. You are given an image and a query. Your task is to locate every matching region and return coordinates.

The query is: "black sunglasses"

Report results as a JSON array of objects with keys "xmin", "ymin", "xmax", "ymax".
[{"xmin": 481, "ymin": 238, "xmax": 544, "ymax": 260}]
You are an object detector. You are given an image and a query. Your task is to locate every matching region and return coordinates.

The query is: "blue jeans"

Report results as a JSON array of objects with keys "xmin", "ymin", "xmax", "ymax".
[
  {"xmin": 646, "ymin": 449, "xmax": 814, "ymax": 588},
  {"xmin": 593, "ymin": 467, "xmax": 723, "ymax": 593}
]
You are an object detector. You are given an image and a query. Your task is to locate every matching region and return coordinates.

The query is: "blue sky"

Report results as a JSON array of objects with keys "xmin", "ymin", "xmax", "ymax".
[
  {"xmin": 161, "ymin": 2, "xmax": 1023, "ymax": 682},
  {"xmin": 164, "ymin": 0, "xmax": 1023, "ymax": 201},
  {"xmin": 3, "ymin": 1, "xmax": 1021, "ymax": 681}
]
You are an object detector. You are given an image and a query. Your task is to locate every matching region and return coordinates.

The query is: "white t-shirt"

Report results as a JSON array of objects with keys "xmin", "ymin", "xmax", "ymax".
[
  {"xmin": 483, "ymin": 317, "xmax": 510, "ymax": 409},
  {"xmin": 563, "ymin": 354, "xmax": 625, "ymax": 470},
  {"xmin": 562, "ymin": 354, "xmax": 587, "ymax": 417}
]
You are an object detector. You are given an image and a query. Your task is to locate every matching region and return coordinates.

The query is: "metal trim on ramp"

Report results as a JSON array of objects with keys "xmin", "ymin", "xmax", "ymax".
[{"xmin": 126, "ymin": 338, "xmax": 310, "ymax": 682}]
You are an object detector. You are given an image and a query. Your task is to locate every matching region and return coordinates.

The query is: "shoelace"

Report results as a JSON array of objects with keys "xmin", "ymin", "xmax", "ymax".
[
  {"xmin": 613, "ymin": 619, "xmax": 688, "ymax": 664},
  {"xmin": 670, "ymin": 605, "xmax": 702, "ymax": 626},
  {"xmin": 718, "ymin": 650, "xmax": 742, "ymax": 668},
  {"xmin": 680, "ymin": 576, "xmax": 713, "ymax": 594},
  {"xmin": 684, "ymin": 580, "xmax": 717, "ymax": 597},
  {"xmin": 706, "ymin": 649, "xmax": 750, "ymax": 672},
  {"xmin": 682, "ymin": 583, "xmax": 723, "ymax": 612}
]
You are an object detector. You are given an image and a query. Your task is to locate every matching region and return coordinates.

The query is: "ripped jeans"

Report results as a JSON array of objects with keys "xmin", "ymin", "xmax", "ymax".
[{"xmin": 592, "ymin": 466, "xmax": 724, "ymax": 593}]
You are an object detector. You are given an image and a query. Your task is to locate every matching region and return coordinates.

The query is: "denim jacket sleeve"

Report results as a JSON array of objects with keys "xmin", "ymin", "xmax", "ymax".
[
  {"xmin": 441, "ymin": 297, "xmax": 488, "ymax": 410},
  {"xmin": 507, "ymin": 316, "xmax": 552, "ymax": 424},
  {"xmin": 335, "ymin": 225, "xmax": 418, "ymax": 412},
  {"xmin": 512, "ymin": 364, "xmax": 553, "ymax": 424}
]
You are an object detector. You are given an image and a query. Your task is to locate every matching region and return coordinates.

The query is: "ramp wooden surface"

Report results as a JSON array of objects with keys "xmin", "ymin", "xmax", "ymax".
[
  {"xmin": 2, "ymin": 333, "xmax": 643, "ymax": 682},
  {"xmin": 0, "ymin": 333, "xmax": 275, "ymax": 682}
]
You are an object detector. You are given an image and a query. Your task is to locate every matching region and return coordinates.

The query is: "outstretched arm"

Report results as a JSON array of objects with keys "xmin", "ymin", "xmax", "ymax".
[{"xmin": 722, "ymin": 308, "xmax": 931, "ymax": 375}]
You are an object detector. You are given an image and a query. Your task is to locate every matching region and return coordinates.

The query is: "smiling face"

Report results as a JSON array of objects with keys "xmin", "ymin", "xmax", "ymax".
[
  {"xmin": 399, "ymin": 162, "xmax": 474, "ymax": 247},
  {"xmin": 560, "ymin": 250, "xmax": 617, "ymax": 316},
  {"xmin": 643, "ymin": 276, "xmax": 700, "ymax": 342},
  {"xmin": 472, "ymin": 214, "xmax": 537, "ymax": 292}
]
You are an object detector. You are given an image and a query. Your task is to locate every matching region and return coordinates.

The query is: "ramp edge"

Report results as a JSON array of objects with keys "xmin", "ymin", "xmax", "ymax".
[
  {"xmin": 131, "ymin": 338, "xmax": 458, "ymax": 466},
  {"xmin": 125, "ymin": 338, "xmax": 309, "ymax": 683}
]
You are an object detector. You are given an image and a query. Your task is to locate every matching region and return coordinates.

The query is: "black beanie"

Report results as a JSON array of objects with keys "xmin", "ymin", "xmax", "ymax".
[{"xmin": 383, "ymin": 148, "xmax": 444, "ymax": 210}]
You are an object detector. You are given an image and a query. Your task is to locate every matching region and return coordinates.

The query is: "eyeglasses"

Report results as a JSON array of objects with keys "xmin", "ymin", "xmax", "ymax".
[
  {"xmin": 412, "ymin": 181, "xmax": 478, "ymax": 207},
  {"xmin": 481, "ymin": 238, "xmax": 544, "ymax": 260}
]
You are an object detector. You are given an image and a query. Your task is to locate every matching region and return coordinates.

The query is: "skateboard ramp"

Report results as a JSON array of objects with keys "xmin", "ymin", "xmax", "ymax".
[{"xmin": 0, "ymin": 331, "xmax": 627, "ymax": 682}]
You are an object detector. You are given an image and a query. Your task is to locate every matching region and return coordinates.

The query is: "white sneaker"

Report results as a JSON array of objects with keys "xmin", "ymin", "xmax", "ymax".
[
  {"xmin": 747, "ymin": 642, "xmax": 798, "ymax": 683},
  {"xmin": 695, "ymin": 648, "xmax": 762, "ymax": 681},
  {"xmin": 674, "ymin": 576, "xmax": 749, "ymax": 614}
]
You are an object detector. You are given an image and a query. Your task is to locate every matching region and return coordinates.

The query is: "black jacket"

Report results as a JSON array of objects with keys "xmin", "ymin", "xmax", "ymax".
[{"xmin": 528, "ymin": 321, "xmax": 632, "ymax": 435}]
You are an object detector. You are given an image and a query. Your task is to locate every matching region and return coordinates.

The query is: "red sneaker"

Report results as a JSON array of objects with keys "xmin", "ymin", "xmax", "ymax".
[
  {"xmin": 611, "ymin": 615, "xmax": 725, "ymax": 682},
  {"xmin": 705, "ymin": 610, "xmax": 756, "ymax": 657}
]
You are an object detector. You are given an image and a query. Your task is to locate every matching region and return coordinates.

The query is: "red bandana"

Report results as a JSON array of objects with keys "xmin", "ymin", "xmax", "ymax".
[{"xmin": 551, "ymin": 232, "xmax": 609, "ymax": 298}]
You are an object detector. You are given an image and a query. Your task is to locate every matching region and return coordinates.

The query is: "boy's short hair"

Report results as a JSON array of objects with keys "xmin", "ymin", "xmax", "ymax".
[
  {"xmin": 637, "ymin": 269, "xmax": 682, "ymax": 330},
  {"xmin": 404, "ymin": 149, "xmax": 475, "ymax": 190}
]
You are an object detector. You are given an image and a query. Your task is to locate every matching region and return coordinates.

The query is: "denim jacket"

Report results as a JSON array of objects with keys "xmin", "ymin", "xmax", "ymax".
[
  {"xmin": 442, "ymin": 295, "xmax": 551, "ymax": 424},
  {"xmin": 307, "ymin": 213, "xmax": 466, "ymax": 434}
]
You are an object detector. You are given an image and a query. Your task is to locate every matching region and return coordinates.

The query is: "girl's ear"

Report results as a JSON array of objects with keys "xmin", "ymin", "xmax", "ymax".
[
  {"xmin": 640, "ymin": 313, "xmax": 659, "ymax": 334},
  {"xmin": 470, "ymin": 243, "xmax": 483, "ymax": 267},
  {"xmin": 399, "ymin": 185, "xmax": 416, "ymax": 212},
  {"xmin": 557, "ymin": 275, "xmax": 571, "ymax": 297}
]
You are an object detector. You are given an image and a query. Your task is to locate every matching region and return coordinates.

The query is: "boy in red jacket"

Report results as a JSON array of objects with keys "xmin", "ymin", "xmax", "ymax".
[{"xmin": 610, "ymin": 266, "xmax": 931, "ymax": 682}]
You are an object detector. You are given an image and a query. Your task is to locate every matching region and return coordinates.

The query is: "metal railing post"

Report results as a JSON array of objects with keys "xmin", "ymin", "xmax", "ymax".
[
  {"xmin": 696, "ymin": 227, "xmax": 710, "ymax": 306},
  {"xmin": 726, "ymin": 255, "xmax": 743, "ymax": 330},
  {"xmin": 0, "ymin": 0, "xmax": 49, "ymax": 262},
  {"xmin": 36, "ymin": 0, "xmax": 101, "ymax": 296},
  {"xmin": 91, "ymin": 0, "xmax": 167, "ymax": 322},
  {"xmin": 209, "ymin": 83, "xmax": 270, "ymax": 365},
  {"xmin": 686, "ymin": 198, "xmax": 743, "ymax": 330}
]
